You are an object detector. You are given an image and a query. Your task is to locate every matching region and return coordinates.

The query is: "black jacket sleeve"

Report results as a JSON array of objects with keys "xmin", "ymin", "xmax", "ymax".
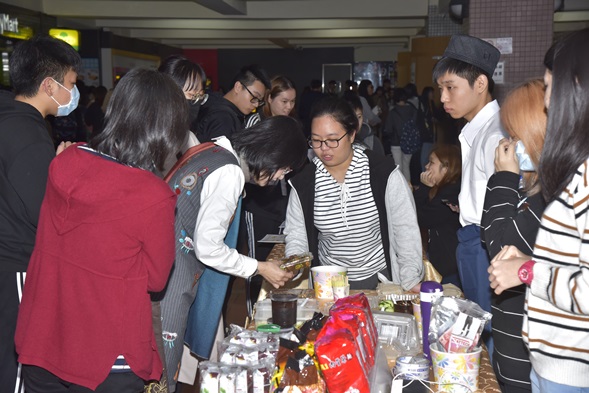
[{"xmin": 480, "ymin": 171, "xmax": 546, "ymax": 259}]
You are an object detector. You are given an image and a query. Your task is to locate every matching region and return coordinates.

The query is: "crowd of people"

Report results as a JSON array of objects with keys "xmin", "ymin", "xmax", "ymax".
[{"xmin": 1, "ymin": 27, "xmax": 589, "ymax": 393}]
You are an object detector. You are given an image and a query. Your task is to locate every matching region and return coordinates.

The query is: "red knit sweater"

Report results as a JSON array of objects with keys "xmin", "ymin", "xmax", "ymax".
[{"xmin": 15, "ymin": 145, "xmax": 177, "ymax": 390}]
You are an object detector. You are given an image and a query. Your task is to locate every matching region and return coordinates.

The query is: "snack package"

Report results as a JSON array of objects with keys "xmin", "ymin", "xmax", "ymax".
[
  {"xmin": 226, "ymin": 325, "xmax": 280, "ymax": 348},
  {"xmin": 280, "ymin": 252, "xmax": 313, "ymax": 272},
  {"xmin": 273, "ymin": 313, "xmax": 327, "ymax": 392},
  {"xmin": 333, "ymin": 293, "xmax": 378, "ymax": 347},
  {"xmin": 251, "ymin": 363, "xmax": 274, "ymax": 393},
  {"xmin": 219, "ymin": 365, "xmax": 237, "ymax": 393},
  {"xmin": 331, "ymin": 274, "xmax": 350, "ymax": 300},
  {"xmin": 329, "ymin": 303, "xmax": 376, "ymax": 362},
  {"xmin": 299, "ymin": 312, "xmax": 328, "ymax": 343},
  {"xmin": 199, "ymin": 362, "xmax": 254, "ymax": 393},
  {"xmin": 315, "ymin": 325, "xmax": 370, "ymax": 393},
  {"xmin": 328, "ymin": 311, "xmax": 373, "ymax": 369},
  {"xmin": 428, "ymin": 296, "xmax": 492, "ymax": 353},
  {"xmin": 199, "ymin": 362, "xmax": 221, "ymax": 393}
]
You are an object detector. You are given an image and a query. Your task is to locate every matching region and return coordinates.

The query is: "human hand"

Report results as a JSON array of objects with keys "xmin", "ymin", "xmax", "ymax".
[
  {"xmin": 492, "ymin": 244, "xmax": 527, "ymax": 261},
  {"xmin": 56, "ymin": 141, "xmax": 74, "ymax": 156},
  {"xmin": 494, "ymin": 138, "xmax": 519, "ymax": 174},
  {"xmin": 420, "ymin": 171, "xmax": 435, "ymax": 187},
  {"xmin": 488, "ymin": 245, "xmax": 530, "ymax": 295},
  {"xmin": 257, "ymin": 260, "xmax": 294, "ymax": 289},
  {"xmin": 447, "ymin": 203, "xmax": 459, "ymax": 213},
  {"xmin": 408, "ymin": 283, "xmax": 422, "ymax": 293}
]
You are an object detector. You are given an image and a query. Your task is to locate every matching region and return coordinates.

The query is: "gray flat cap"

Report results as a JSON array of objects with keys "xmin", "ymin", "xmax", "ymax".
[{"xmin": 443, "ymin": 34, "xmax": 501, "ymax": 76}]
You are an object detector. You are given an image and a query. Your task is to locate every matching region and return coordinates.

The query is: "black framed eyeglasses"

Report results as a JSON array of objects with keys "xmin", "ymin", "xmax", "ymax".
[
  {"xmin": 240, "ymin": 82, "xmax": 265, "ymax": 107},
  {"xmin": 308, "ymin": 133, "xmax": 348, "ymax": 149}
]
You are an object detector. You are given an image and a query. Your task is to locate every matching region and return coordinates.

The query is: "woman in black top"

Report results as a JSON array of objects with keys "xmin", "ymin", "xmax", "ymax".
[
  {"xmin": 413, "ymin": 144, "xmax": 462, "ymax": 287},
  {"xmin": 481, "ymin": 79, "xmax": 548, "ymax": 393}
]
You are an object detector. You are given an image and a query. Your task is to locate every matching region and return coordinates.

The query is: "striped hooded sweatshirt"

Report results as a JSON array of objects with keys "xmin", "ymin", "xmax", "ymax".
[{"xmin": 525, "ymin": 159, "xmax": 589, "ymax": 387}]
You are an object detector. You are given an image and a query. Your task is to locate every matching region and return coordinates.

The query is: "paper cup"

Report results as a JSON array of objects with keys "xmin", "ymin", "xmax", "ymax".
[
  {"xmin": 430, "ymin": 344, "xmax": 482, "ymax": 393},
  {"xmin": 310, "ymin": 266, "xmax": 347, "ymax": 300}
]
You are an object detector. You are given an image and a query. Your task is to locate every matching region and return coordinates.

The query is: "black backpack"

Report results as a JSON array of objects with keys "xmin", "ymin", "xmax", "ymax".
[{"xmin": 409, "ymin": 101, "xmax": 432, "ymax": 143}]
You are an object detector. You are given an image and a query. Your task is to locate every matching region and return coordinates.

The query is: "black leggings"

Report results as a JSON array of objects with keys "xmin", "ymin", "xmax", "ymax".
[{"xmin": 22, "ymin": 365, "xmax": 145, "ymax": 393}]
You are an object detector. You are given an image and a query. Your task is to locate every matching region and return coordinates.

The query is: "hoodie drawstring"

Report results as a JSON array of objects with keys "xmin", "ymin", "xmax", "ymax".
[{"xmin": 340, "ymin": 182, "xmax": 351, "ymax": 229}]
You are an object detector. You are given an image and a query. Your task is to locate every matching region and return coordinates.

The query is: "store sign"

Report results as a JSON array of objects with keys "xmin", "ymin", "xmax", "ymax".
[
  {"xmin": 0, "ymin": 14, "xmax": 19, "ymax": 36},
  {"xmin": 49, "ymin": 28, "xmax": 79, "ymax": 51}
]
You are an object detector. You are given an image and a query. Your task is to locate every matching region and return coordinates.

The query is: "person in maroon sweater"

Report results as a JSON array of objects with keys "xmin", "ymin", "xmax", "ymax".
[{"xmin": 14, "ymin": 68, "xmax": 188, "ymax": 393}]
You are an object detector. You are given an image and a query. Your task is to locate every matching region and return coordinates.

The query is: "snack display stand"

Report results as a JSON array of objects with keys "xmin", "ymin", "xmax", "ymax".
[{"xmin": 250, "ymin": 243, "xmax": 501, "ymax": 393}]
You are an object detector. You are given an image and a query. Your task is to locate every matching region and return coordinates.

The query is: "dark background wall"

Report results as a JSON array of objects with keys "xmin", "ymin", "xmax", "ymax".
[{"xmin": 217, "ymin": 47, "xmax": 354, "ymax": 95}]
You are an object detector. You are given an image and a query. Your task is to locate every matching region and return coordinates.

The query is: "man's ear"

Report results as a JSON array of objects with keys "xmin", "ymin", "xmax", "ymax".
[
  {"xmin": 233, "ymin": 80, "xmax": 242, "ymax": 94},
  {"xmin": 41, "ymin": 77, "xmax": 55, "ymax": 97},
  {"xmin": 475, "ymin": 74, "xmax": 488, "ymax": 93}
]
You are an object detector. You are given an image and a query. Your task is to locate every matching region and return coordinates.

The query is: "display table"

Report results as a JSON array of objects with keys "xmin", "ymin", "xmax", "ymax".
[{"xmin": 259, "ymin": 243, "xmax": 501, "ymax": 393}]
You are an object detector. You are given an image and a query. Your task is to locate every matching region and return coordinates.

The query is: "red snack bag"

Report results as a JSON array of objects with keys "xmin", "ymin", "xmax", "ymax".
[
  {"xmin": 330, "ymin": 303, "xmax": 377, "ymax": 362},
  {"xmin": 329, "ymin": 310, "xmax": 374, "ymax": 369},
  {"xmin": 333, "ymin": 293, "xmax": 378, "ymax": 347},
  {"xmin": 315, "ymin": 325, "xmax": 370, "ymax": 393}
]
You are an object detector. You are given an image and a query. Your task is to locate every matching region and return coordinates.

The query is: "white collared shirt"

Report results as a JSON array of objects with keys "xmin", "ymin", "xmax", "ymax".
[{"xmin": 458, "ymin": 100, "xmax": 507, "ymax": 226}]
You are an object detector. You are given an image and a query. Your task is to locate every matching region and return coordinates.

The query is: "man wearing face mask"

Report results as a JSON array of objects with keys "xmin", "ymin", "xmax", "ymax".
[
  {"xmin": 48, "ymin": 80, "xmax": 86, "ymax": 145},
  {"xmin": 0, "ymin": 34, "xmax": 81, "ymax": 393}
]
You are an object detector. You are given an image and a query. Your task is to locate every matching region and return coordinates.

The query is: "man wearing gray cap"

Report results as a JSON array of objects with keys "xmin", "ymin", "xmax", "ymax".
[{"xmin": 432, "ymin": 34, "xmax": 507, "ymax": 352}]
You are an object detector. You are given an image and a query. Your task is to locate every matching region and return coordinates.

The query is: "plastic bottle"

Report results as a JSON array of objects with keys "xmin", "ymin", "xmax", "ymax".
[{"xmin": 420, "ymin": 281, "xmax": 443, "ymax": 362}]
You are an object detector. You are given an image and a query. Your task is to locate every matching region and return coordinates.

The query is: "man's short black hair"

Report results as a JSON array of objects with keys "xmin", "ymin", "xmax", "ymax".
[
  {"xmin": 10, "ymin": 34, "xmax": 82, "ymax": 97},
  {"xmin": 231, "ymin": 64, "xmax": 271, "ymax": 90},
  {"xmin": 231, "ymin": 115, "xmax": 307, "ymax": 180},
  {"xmin": 432, "ymin": 57, "xmax": 495, "ymax": 94}
]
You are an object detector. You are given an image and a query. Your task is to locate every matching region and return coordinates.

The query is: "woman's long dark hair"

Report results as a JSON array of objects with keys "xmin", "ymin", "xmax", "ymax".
[
  {"xmin": 89, "ymin": 68, "xmax": 188, "ymax": 172},
  {"xmin": 158, "ymin": 54, "xmax": 206, "ymax": 93},
  {"xmin": 539, "ymin": 28, "xmax": 589, "ymax": 202},
  {"xmin": 358, "ymin": 79, "xmax": 374, "ymax": 106}
]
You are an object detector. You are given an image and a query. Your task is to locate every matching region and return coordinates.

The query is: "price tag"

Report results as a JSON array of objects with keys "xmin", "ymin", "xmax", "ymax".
[{"xmin": 391, "ymin": 378, "xmax": 403, "ymax": 393}]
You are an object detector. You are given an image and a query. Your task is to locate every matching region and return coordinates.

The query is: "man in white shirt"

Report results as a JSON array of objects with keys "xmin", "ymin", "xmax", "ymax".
[{"xmin": 433, "ymin": 34, "xmax": 505, "ymax": 352}]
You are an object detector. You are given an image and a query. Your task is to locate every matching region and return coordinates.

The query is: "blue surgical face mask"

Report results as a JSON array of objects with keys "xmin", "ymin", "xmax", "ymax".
[
  {"xmin": 515, "ymin": 140, "xmax": 535, "ymax": 171},
  {"xmin": 50, "ymin": 79, "xmax": 80, "ymax": 117}
]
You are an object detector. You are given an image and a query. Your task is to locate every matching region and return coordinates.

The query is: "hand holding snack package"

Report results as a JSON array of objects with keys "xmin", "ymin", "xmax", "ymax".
[
  {"xmin": 280, "ymin": 252, "xmax": 312, "ymax": 272},
  {"xmin": 428, "ymin": 297, "xmax": 492, "ymax": 353}
]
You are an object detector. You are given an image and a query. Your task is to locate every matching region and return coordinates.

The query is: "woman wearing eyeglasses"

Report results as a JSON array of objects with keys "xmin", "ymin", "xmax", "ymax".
[
  {"xmin": 245, "ymin": 75, "xmax": 297, "ymax": 128},
  {"xmin": 284, "ymin": 97, "xmax": 424, "ymax": 291},
  {"xmin": 155, "ymin": 116, "xmax": 307, "ymax": 392},
  {"xmin": 158, "ymin": 55, "xmax": 207, "ymax": 175}
]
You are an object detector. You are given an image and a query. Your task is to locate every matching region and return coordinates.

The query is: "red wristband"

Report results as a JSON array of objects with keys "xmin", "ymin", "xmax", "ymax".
[{"xmin": 518, "ymin": 260, "xmax": 535, "ymax": 286}]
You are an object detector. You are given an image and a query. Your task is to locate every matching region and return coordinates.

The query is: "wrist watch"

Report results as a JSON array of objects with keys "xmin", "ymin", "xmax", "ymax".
[{"xmin": 518, "ymin": 260, "xmax": 535, "ymax": 285}]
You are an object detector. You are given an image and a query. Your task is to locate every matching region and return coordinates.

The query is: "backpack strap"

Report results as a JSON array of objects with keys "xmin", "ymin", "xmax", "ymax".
[{"xmin": 164, "ymin": 141, "xmax": 215, "ymax": 183}]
